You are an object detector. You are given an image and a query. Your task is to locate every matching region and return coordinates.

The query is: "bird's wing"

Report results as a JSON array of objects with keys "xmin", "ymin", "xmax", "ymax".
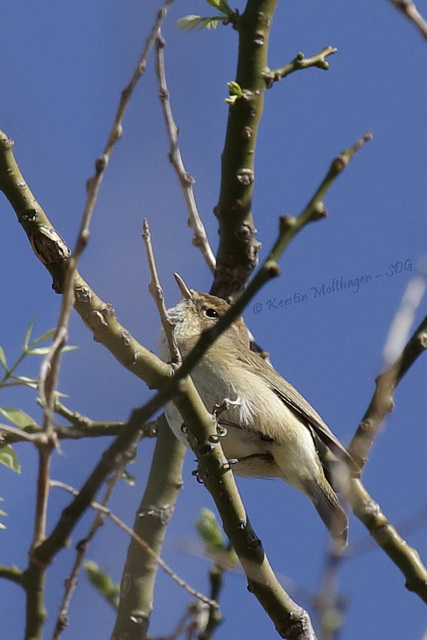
[{"xmin": 237, "ymin": 348, "xmax": 358, "ymax": 473}]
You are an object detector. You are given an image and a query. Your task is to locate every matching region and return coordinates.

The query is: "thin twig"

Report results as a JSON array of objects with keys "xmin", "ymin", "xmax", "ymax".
[
  {"xmin": 155, "ymin": 32, "xmax": 216, "ymax": 274},
  {"xmin": 387, "ymin": 0, "xmax": 427, "ymax": 40},
  {"xmin": 51, "ymin": 459, "xmax": 130, "ymax": 640},
  {"xmin": 142, "ymin": 218, "xmax": 181, "ymax": 363},
  {"xmin": 382, "ymin": 264, "xmax": 427, "ymax": 369},
  {"xmin": 0, "ymin": 423, "xmax": 42, "ymax": 443},
  {"xmin": 83, "ymin": 0, "xmax": 176, "ymax": 239},
  {"xmin": 29, "ymin": 0, "xmax": 176, "ymax": 560},
  {"xmin": 2, "ymin": 129, "xmax": 369, "ymax": 639},
  {"xmin": 315, "ymin": 544, "xmax": 347, "ymax": 640},
  {"xmin": 349, "ymin": 266, "xmax": 427, "ymax": 469},
  {"xmin": 50, "ymin": 480, "xmax": 218, "ymax": 610},
  {"xmin": 266, "ymin": 47, "xmax": 338, "ymax": 85},
  {"xmin": 349, "ymin": 502, "xmax": 427, "ymax": 557}
]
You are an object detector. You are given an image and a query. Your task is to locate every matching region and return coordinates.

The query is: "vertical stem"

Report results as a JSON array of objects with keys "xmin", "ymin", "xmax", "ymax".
[
  {"xmin": 212, "ymin": 0, "xmax": 279, "ymax": 299},
  {"xmin": 110, "ymin": 417, "xmax": 185, "ymax": 640},
  {"xmin": 33, "ymin": 448, "xmax": 53, "ymax": 544}
]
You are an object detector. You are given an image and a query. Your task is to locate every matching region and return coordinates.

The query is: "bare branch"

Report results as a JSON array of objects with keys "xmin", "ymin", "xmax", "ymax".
[
  {"xmin": 266, "ymin": 47, "xmax": 338, "ymax": 86},
  {"xmin": 50, "ymin": 479, "xmax": 217, "ymax": 610},
  {"xmin": 51, "ymin": 462, "xmax": 128, "ymax": 640},
  {"xmin": 83, "ymin": 0, "xmax": 175, "ymax": 238},
  {"xmin": 1, "ymin": 123, "xmax": 368, "ymax": 639},
  {"xmin": 349, "ymin": 267, "xmax": 427, "ymax": 469},
  {"xmin": 142, "ymin": 218, "xmax": 181, "ymax": 363},
  {"xmin": 155, "ymin": 32, "xmax": 216, "ymax": 273},
  {"xmin": 347, "ymin": 479, "xmax": 427, "ymax": 602},
  {"xmin": 0, "ymin": 423, "xmax": 42, "ymax": 443},
  {"xmin": 111, "ymin": 415, "xmax": 186, "ymax": 639},
  {"xmin": 315, "ymin": 544, "xmax": 346, "ymax": 640},
  {"xmin": 382, "ymin": 265, "xmax": 427, "ymax": 369},
  {"xmin": 387, "ymin": 0, "xmax": 427, "ymax": 40}
]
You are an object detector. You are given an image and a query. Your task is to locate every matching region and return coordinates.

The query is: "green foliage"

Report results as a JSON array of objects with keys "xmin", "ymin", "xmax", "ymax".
[
  {"xmin": 196, "ymin": 509, "xmax": 238, "ymax": 570},
  {"xmin": 0, "ymin": 444, "xmax": 20, "ymax": 473},
  {"xmin": 0, "ymin": 497, "xmax": 6, "ymax": 530},
  {"xmin": 0, "ymin": 320, "xmax": 77, "ymax": 473},
  {"xmin": 0, "ymin": 407, "xmax": 37, "ymax": 429},
  {"xmin": 178, "ymin": 15, "xmax": 221, "ymax": 31},
  {"xmin": 178, "ymin": 0, "xmax": 237, "ymax": 32},
  {"xmin": 84, "ymin": 560, "xmax": 120, "ymax": 610},
  {"xmin": 205, "ymin": 0, "xmax": 233, "ymax": 13},
  {"xmin": 121, "ymin": 468, "xmax": 136, "ymax": 487},
  {"xmin": 0, "ymin": 319, "xmax": 77, "ymax": 393},
  {"xmin": 225, "ymin": 80, "xmax": 245, "ymax": 105}
]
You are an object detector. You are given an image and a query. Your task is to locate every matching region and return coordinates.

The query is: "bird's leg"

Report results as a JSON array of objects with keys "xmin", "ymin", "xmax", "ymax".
[{"xmin": 212, "ymin": 396, "xmax": 242, "ymax": 437}]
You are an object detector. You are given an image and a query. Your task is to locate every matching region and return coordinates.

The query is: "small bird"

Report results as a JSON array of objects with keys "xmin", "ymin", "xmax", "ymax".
[{"xmin": 160, "ymin": 274, "xmax": 355, "ymax": 545}]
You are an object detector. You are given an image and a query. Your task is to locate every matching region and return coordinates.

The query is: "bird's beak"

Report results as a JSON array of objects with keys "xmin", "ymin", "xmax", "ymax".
[{"xmin": 173, "ymin": 273, "xmax": 193, "ymax": 300}]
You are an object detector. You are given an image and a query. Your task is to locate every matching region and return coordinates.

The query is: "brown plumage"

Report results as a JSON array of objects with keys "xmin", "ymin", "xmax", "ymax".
[{"xmin": 160, "ymin": 276, "xmax": 355, "ymax": 545}]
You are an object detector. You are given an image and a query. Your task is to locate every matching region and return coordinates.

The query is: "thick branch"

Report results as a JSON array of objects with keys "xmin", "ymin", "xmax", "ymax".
[
  {"xmin": 212, "ymin": 0, "xmax": 279, "ymax": 300},
  {"xmin": 110, "ymin": 416, "xmax": 186, "ymax": 640},
  {"xmin": 348, "ymin": 479, "xmax": 427, "ymax": 602},
  {"xmin": 1, "ymin": 127, "xmax": 369, "ymax": 639}
]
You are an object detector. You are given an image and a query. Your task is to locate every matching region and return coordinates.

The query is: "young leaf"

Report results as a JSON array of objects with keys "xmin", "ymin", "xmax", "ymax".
[
  {"xmin": 0, "ymin": 406, "xmax": 36, "ymax": 428},
  {"xmin": 196, "ymin": 508, "xmax": 224, "ymax": 548},
  {"xmin": 61, "ymin": 345, "xmax": 78, "ymax": 353},
  {"xmin": 12, "ymin": 376, "xmax": 38, "ymax": 390},
  {"xmin": 32, "ymin": 328, "xmax": 56, "ymax": 346},
  {"xmin": 84, "ymin": 561, "xmax": 120, "ymax": 609},
  {"xmin": 27, "ymin": 347, "xmax": 52, "ymax": 356},
  {"xmin": 22, "ymin": 319, "xmax": 35, "ymax": 352},
  {"xmin": 0, "ymin": 499, "xmax": 6, "ymax": 529},
  {"xmin": 206, "ymin": 0, "xmax": 233, "ymax": 16},
  {"xmin": 121, "ymin": 469, "xmax": 136, "ymax": 486},
  {"xmin": 0, "ymin": 346, "xmax": 8, "ymax": 371},
  {"xmin": 195, "ymin": 509, "xmax": 238, "ymax": 569},
  {"xmin": 178, "ymin": 15, "xmax": 220, "ymax": 31},
  {"xmin": 0, "ymin": 445, "xmax": 21, "ymax": 473}
]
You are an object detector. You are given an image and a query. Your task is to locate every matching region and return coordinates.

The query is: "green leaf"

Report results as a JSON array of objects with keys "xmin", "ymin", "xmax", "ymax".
[
  {"xmin": 0, "ymin": 407, "xmax": 36, "ymax": 428},
  {"xmin": 0, "ymin": 445, "xmax": 21, "ymax": 473},
  {"xmin": 121, "ymin": 469, "xmax": 136, "ymax": 486},
  {"xmin": 28, "ymin": 346, "xmax": 52, "ymax": 356},
  {"xmin": 0, "ymin": 347, "xmax": 8, "ymax": 371},
  {"xmin": 0, "ymin": 498, "xmax": 7, "ymax": 529},
  {"xmin": 22, "ymin": 319, "xmax": 35, "ymax": 352},
  {"xmin": 206, "ymin": 0, "xmax": 233, "ymax": 16},
  {"xmin": 178, "ymin": 15, "xmax": 220, "ymax": 31},
  {"xmin": 61, "ymin": 345, "xmax": 78, "ymax": 353},
  {"xmin": 12, "ymin": 376, "xmax": 38, "ymax": 390},
  {"xmin": 29, "ymin": 344, "xmax": 77, "ymax": 356},
  {"xmin": 32, "ymin": 328, "xmax": 56, "ymax": 346},
  {"xmin": 196, "ymin": 508, "xmax": 224, "ymax": 548},
  {"xmin": 84, "ymin": 561, "xmax": 119, "ymax": 609},
  {"xmin": 225, "ymin": 80, "xmax": 244, "ymax": 104}
]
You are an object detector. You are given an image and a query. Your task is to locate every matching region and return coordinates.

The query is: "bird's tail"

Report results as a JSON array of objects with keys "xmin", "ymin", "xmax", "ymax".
[{"xmin": 307, "ymin": 476, "xmax": 348, "ymax": 546}]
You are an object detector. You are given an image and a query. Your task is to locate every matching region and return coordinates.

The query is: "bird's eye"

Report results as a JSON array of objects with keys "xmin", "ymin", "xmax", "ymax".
[{"xmin": 204, "ymin": 308, "xmax": 219, "ymax": 318}]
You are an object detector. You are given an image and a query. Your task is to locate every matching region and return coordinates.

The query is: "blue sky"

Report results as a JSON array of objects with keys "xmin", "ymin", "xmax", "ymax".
[{"xmin": 1, "ymin": 1, "xmax": 427, "ymax": 639}]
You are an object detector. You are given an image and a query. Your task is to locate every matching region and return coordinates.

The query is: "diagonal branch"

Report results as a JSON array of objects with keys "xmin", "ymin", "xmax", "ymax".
[
  {"xmin": 83, "ymin": 0, "xmax": 175, "ymax": 239},
  {"xmin": 1, "ymin": 128, "xmax": 369, "ymax": 640},
  {"xmin": 266, "ymin": 47, "xmax": 338, "ymax": 86},
  {"xmin": 387, "ymin": 0, "xmax": 427, "ymax": 40},
  {"xmin": 349, "ymin": 309, "xmax": 427, "ymax": 469}
]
